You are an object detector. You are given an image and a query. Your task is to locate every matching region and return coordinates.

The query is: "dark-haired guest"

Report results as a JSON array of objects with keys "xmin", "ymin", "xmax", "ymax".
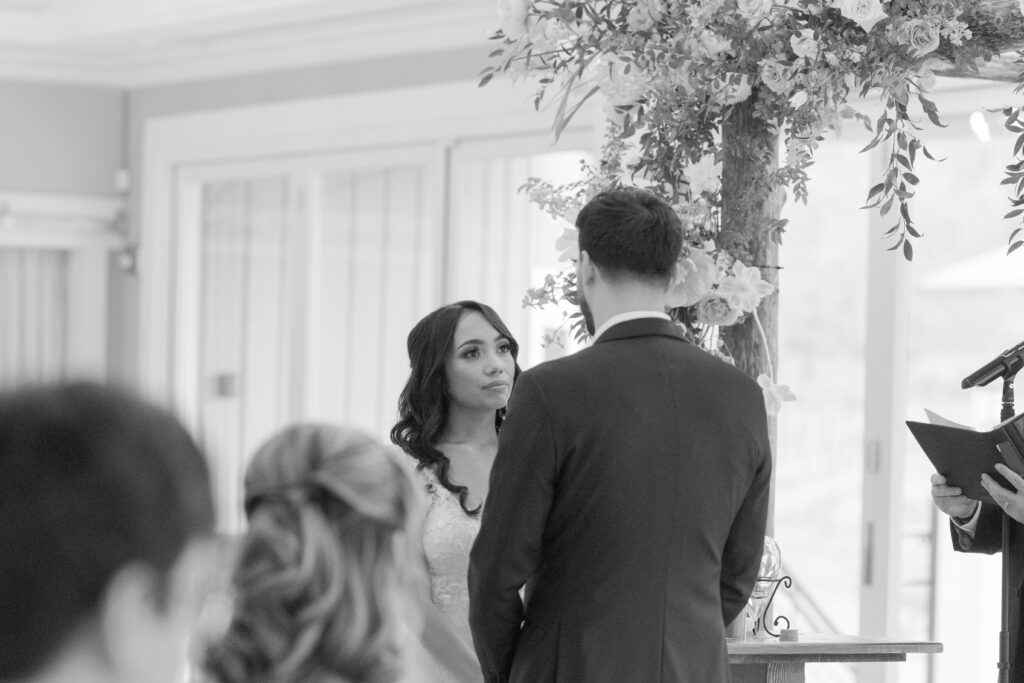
[
  {"xmin": 391, "ymin": 300, "xmax": 522, "ymax": 683},
  {"xmin": 0, "ymin": 382, "xmax": 215, "ymax": 683},
  {"xmin": 204, "ymin": 424, "xmax": 425, "ymax": 683},
  {"xmin": 470, "ymin": 187, "xmax": 772, "ymax": 682}
]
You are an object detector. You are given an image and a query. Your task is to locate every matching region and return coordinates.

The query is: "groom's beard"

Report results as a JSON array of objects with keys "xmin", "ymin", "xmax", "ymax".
[{"xmin": 579, "ymin": 290, "xmax": 595, "ymax": 336}]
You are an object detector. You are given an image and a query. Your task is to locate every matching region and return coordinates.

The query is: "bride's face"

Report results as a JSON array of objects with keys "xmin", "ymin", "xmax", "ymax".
[{"xmin": 444, "ymin": 311, "xmax": 515, "ymax": 413}]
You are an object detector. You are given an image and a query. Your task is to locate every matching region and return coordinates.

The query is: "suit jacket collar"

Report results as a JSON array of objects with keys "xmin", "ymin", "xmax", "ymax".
[{"xmin": 593, "ymin": 317, "xmax": 690, "ymax": 345}]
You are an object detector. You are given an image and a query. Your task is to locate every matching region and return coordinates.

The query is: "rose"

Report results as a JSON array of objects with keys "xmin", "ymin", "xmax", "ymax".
[
  {"xmin": 497, "ymin": 0, "xmax": 530, "ymax": 40},
  {"xmin": 759, "ymin": 60, "xmax": 792, "ymax": 95},
  {"xmin": 627, "ymin": 0, "xmax": 666, "ymax": 32},
  {"xmin": 907, "ymin": 22, "xmax": 941, "ymax": 56},
  {"xmin": 736, "ymin": 0, "xmax": 773, "ymax": 20},
  {"xmin": 838, "ymin": 0, "xmax": 889, "ymax": 33},
  {"xmin": 695, "ymin": 294, "xmax": 742, "ymax": 327},
  {"xmin": 683, "ymin": 155, "xmax": 721, "ymax": 197},
  {"xmin": 790, "ymin": 29, "xmax": 819, "ymax": 60}
]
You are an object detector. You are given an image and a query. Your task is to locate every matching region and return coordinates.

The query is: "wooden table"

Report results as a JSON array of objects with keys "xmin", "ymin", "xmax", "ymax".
[{"xmin": 728, "ymin": 633, "xmax": 942, "ymax": 683}]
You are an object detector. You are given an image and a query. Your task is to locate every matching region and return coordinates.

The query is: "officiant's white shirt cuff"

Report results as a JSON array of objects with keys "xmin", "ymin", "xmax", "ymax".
[
  {"xmin": 593, "ymin": 311, "xmax": 670, "ymax": 342},
  {"xmin": 952, "ymin": 502, "xmax": 982, "ymax": 535}
]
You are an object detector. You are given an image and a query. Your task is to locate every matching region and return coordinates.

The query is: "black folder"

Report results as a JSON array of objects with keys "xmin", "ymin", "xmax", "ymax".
[{"xmin": 908, "ymin": 412, "xmax": 1024, "ymax": 505}]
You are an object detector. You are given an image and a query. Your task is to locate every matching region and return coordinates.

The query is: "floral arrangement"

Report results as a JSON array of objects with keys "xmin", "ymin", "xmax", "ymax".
[{"xmin": 485, "ymin": 0, "xmax": 1024, "ymax": 413}]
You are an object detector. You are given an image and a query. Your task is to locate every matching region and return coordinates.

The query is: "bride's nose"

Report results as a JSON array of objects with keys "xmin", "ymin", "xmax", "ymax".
[{"xmin": 484, "ymin": 354, "xmax": 504, "ymax": 376}]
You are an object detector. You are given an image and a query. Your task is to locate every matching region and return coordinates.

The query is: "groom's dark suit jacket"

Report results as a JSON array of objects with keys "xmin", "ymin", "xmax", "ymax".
[
  {"xmin": 468, "ymin": 317, "xmax": 772, "ymax": 683},
  {"xmin": 951, "ymin": 505, "xmax": 1024, "ymax": 682}
]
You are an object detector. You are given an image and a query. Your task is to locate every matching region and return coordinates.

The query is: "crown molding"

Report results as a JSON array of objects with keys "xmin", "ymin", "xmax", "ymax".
[{"xmin": 0, "ymin": 0, "xmax": 496, "ymax": 88}]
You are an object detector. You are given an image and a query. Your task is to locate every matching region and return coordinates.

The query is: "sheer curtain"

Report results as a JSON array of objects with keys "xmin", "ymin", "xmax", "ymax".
[{"xmin": 0, "ymin": 248, "xmax": 68, "ymax": 388}]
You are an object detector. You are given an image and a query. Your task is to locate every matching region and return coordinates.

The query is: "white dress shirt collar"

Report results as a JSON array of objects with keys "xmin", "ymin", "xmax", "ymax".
[{"xmin": 592, "ymin": 310, "xmax": 670, "ymax": 342}]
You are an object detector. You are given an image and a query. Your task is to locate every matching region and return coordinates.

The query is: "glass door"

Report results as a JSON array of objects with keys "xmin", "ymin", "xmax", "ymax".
[{"xmin": 176, "ymin": 147, "xmax": 442, "ymax": 530}]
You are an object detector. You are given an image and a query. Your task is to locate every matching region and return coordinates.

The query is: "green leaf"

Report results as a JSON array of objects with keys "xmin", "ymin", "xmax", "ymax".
[
  {"xmin": 478, "ymin": 72, "xmax": 495, "ymax": 88},
  {"xmin": 880, "ymin": 196, "xmax": 894, "ymax": 215},
  {"xmin": 1005, "ymin": 209, "xmax": 1024, "ymax": 219},
  {"xmin": 907, "ymin": 224, "xmax": 922, "ymax": 238},
  {"xmin": 866, "ymin": 182, "xmax": 885, "ymax": 200},
  {"xmin": 904, "ymin": 172, "xmax": 919, "ymax": 185},
  {"xmin": 1010, "ymin": 241, "xmax": 1024, "ymax": 255},
  {"xmin": 903, "ymin": 239, "xmax": 914, "ymax": 261}
]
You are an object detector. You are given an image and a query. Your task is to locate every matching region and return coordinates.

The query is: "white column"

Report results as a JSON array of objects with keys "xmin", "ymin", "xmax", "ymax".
[{"xmin": 858, "ymin": 152, "xmax": 913, "ymax": 683}]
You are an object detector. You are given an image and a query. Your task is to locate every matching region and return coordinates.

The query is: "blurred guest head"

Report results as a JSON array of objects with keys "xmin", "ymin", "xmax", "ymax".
[
  {"xmin": 0, "ymin": 381, "xmax": 215, "ymax": 683},
  {"xmin": 204, "ymin": 424, "xmax": 424, "ymax": 683},
  {"xmin": 575, "ymin": 187, "xmax": 684, "ymax": 334},
  {"xmin": 390, "ymin": 300, "xmax": 520, "ymax": 513}
]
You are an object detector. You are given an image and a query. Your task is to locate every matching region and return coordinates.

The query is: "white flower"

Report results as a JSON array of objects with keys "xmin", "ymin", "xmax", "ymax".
[
  {"xmin": 683, "ymin": 155, "xmax": 722, "ymax": 197},
  {"xmin": 906, "ymin": 22, "xmax": 941, "ymax": 56},
  {"xmin": 627, "ymin": 0, "xmax": 666, "ymax": 32},
  {"xmin": 736, "ymin": 0, "xmax": 773, "ymax": 20},
  {"xmin": 717, "ymin": 261, "xmax": 774, "ymax": 313},
  {"xmin": 586, "ymin": 54, "xmax": 651, "ymax": 106},
  {"xmin": 666, "ymin": 246, "xmax": 717, "ymax": 308},
  {"xmin": 699, "ymin": 30, "xmax": 733, "ymax": 58},
  {"xmin": 497, "ymin": 0, "xmax": 531, "ymax": 39},
  {"xmin": 789, "ymin": 90, "xmax": 809, "ymax": 109},
  {"xmin": 757, "ymin": 374, "xmax": 797, "ymax": 416},
  {"xmin": 695, "ymin": 293, "xmax": 742, "ymax": 326},
  {"xmin": 555, "ymin": 225, "xmax": 579, "ymax": 263},
  {"xmin": 790, "ymin": 29, "xmax": 819, "ymax": 60},
  {"xmin": 759, "ymin": 60, "xmax": 792, "ymax": 95},
  {"xmin": 838, "ymin": 0, "xmax": 888, "ymax": 33},
  {"xmin": 718, "ymin": 73, "xmax": 752, "ymax": 105}
]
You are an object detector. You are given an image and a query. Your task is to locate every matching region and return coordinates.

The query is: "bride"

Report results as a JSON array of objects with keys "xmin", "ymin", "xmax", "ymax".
[{"xmin": 391, "ymin": 300, "xmax": 520, "ymax": 683}]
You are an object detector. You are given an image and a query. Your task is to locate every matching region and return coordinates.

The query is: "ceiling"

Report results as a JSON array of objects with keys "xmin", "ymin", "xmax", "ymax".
[{"xmin": 0, "ymin": 0, "xmax": 496, "ymax": 87}]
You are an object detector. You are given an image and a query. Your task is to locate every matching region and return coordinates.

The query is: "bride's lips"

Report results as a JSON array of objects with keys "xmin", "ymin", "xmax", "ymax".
[{"xmin": 482, "ymin": 380, "xmax": 509, "ymax": 390}]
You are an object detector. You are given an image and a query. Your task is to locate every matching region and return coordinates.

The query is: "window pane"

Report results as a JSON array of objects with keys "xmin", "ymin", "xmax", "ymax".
[{"xmin": 776, "ymin": 136, "xmax": 870, "ymax": 683}]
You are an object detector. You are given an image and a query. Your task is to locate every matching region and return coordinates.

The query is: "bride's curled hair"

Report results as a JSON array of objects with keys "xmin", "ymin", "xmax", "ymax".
[{"xmin": 204, "ymin": 425, "xmax": 425, "ymax": 683}]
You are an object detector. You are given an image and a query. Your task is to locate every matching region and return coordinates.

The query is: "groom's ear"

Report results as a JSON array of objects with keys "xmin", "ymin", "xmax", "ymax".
[{"xmin": 578, "ymin": 251, "xmax": 596, "ymax": 286}]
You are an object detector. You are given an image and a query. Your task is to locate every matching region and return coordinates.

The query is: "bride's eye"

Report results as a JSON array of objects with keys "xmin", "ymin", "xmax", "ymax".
[{"xmin": 461, "ymin": 348, "xmax": 479, "ymax": 359}]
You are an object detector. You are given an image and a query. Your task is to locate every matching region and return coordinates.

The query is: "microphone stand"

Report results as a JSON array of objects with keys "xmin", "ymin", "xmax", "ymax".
[{"xmin": 999, "ymin": 373, "xmax": 1016, "ymax": 683}]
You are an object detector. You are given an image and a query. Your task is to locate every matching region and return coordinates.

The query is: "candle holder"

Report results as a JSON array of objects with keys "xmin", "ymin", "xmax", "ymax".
[{"xmin": 745, "ymin": 536, "xmax": 793, "ymax": 638}]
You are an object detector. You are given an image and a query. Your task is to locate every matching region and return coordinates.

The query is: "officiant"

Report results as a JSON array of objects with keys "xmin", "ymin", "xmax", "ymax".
[{"xmin": 931, "ymin": 469, "xmax": 1024, "ymax": 682}]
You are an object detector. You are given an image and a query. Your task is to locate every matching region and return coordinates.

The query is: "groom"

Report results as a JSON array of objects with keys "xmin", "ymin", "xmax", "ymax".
[{"xmin": 468, "ymin": 187, "xmax": 772, "ymax": 682}]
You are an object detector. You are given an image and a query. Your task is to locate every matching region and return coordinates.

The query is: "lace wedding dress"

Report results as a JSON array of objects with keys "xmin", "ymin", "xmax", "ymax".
[{"xmin": 419, "ymin": 468, "xmax": 481, "ymax": 683}]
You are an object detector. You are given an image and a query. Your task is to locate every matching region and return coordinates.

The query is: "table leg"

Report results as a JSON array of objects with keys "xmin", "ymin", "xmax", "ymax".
[{"xmin": 731, "ymin": 662, "xmax": 805, "ymax": 683}]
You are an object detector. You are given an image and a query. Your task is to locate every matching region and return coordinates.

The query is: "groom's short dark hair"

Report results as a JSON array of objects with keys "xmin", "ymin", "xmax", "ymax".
[
  {"xmin": 0, "ymin": 381, "xmax": 214, "ymax": 678},
  {"xmin": 576, "ymin": 187, "xmax": 683, "ymax": 283}
]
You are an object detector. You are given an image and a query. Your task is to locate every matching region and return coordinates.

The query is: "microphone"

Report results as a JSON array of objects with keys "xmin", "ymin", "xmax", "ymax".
[{"xmin": 962, "ymin": 339, "xmax": 1024, "ymax": 389}]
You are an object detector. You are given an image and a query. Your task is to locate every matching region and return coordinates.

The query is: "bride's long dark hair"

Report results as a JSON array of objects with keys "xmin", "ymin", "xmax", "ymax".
[{"xmin": 390, "ymin": 301, "xmax": 521, "ymax": 516}]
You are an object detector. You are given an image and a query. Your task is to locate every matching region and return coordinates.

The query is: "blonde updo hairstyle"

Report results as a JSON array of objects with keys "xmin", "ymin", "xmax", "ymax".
[{"xmin": 205, "ymin": 424, "xmax": 425, "ymax": 683}]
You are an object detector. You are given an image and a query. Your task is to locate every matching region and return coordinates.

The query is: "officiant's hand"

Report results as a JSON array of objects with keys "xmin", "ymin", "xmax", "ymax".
[
  {"xmin": 982, "ymin": 465, "xmax": 1024, "ymax": 525},
  {"xmin": 930, "ymin": 473, "xmax": 979, "ymax": 520}
]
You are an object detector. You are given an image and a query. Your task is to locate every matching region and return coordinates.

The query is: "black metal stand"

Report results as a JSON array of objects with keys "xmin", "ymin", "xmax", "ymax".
[
  {"xmin": 751, "ymin": 576, "xmax": 792, "ymax": 638},
  {"xmin": 999, "ymin": 374, "xmax": 1015, "ymax": 683}
]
